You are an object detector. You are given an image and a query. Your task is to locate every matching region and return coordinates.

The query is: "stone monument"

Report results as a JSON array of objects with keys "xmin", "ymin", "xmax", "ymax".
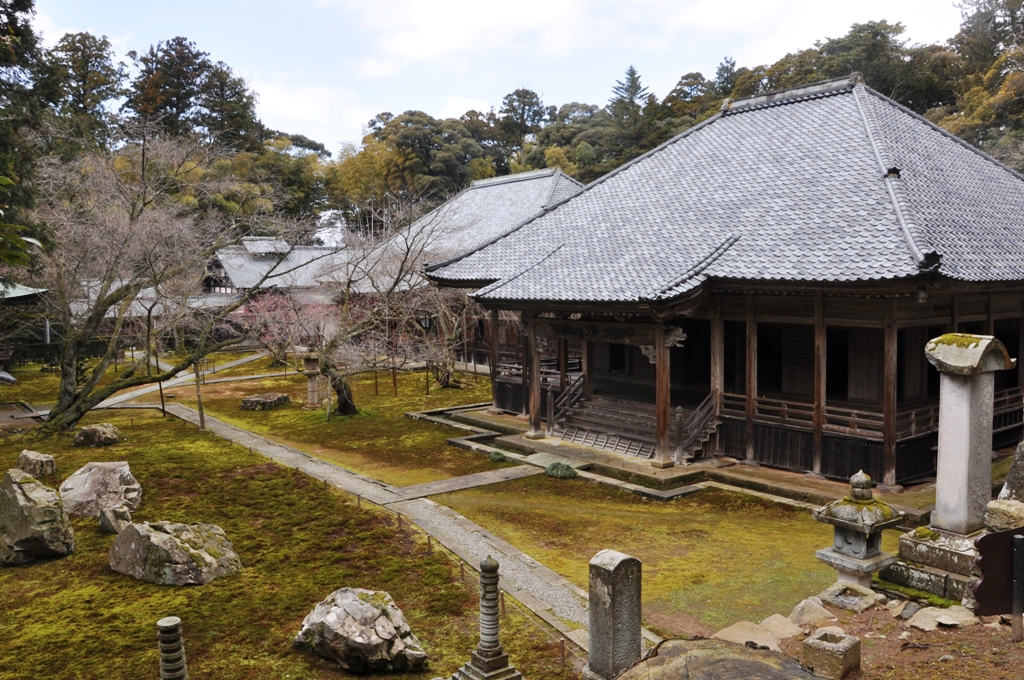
[
  {"xmin": 583, "ymin": 549, "xmax": 642, "ymax": 680},
  {"xmin": 451, "ymin": 556, "xmax": 523, "ymax": 680},
  {"xmin": 881, "ymin": 334, "xmax": 1016, "ymax": 601},
  {"xmin": 813, "ymin": 471, "xmax": 904, "ymax": 587},
  {"xmin": 302, "ymin": 353, "xmax": 321, "ymax": 409}
]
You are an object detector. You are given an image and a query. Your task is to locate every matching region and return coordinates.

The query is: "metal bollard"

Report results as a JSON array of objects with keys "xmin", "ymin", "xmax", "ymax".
[{"xmin": 157, "ymin": 616, "xmax": 188, "ymax": 680}]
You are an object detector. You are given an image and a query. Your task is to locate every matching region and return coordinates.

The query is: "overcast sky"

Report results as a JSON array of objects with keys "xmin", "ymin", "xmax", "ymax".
[{"xmin": 35, "ymin": 0, "xmax": 965, "ymax": 153}]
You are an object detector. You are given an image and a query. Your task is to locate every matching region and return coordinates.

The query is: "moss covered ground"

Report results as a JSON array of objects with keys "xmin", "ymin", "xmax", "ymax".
[
  {"xmin": 0, "ymin": 410, "xmax": 578, "ymax": 680},
  {"xmin": 436, "ymin": 475, "xmax": 901, "ymax": 637},
  {"xmin": 156, "ymin": 369, "xmax": 508, "ymax": 487},
  {"xmin": 0, "ymin": 362, "xmax": 121, "ymax": 408}
]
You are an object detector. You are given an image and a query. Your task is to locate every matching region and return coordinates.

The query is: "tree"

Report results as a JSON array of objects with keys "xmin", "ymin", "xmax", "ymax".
[
  {"xmin": 20, "ymin": 121, "xmax": 326, "ymax": 431},
  {"xmin": 713, "ymin": 57, "xmax": 738, "ymax": 96},
  {"xmin": 197, "ymin": 61, "xmax": 263, "ymax": 150},
  {"xmin": 47, "ymin": 32, "xmax": 124, "ymax": 144},
  {"xmin": 124, "ymin": 37, "xmax": 211, "ymax": 135}
]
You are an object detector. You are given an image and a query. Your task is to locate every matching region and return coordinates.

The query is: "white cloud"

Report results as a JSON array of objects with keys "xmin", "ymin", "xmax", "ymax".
[
  {"xmin": 251, "ymin": 77, "xmax": 375, "ymax": 149},
  {"xmin": 357, "ymin": 57, "xmax": 402, "ymax": 78},
  {"xmin": 439, "ymin": 96, "xmax": 493, "ymax": 119}
]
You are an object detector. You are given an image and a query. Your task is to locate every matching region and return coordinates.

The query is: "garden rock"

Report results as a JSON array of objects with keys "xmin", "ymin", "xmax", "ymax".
[
  {"xmin": 73, "ymin": 423, "xmax": 121, "ymax": 447},
  {"xmin": 294, "ymin": 587, "xmax": 428, "ymax": 673},
  {"xmin": 999, "ymin": 440, "xmax": 1024, "ymax": 502},
  {"xmin": 240, "ymin": 393, "xmax": 289, "ymax": 411},
  {"xmin": 819, "ymin": 581, "xmax": 885, "ymax": 613},
  {"xmin": 985, "ymin": 499, "xmax": 1024, "ymax": 532},
  {"xmin": 108, "ymin": 521, "xmax": 242, "ymax": 586},
  {"xmin": 98, "ymin": 504, "xmax": 132, "ymax": 534},
  {"xmin": 759, "ymin": 613, "xmax": 804, "ymax": 640},
  {"xmin": 0, "ymin": 469, "xmax": 74, "ymax": 565},
  {"xmin": 789, "ymin": 597, "xmax": 837, "ymax": 627},
  {"xmin": 16, "ymin": 450, "xmax": 54, "ymax": 477},
  {"xmin": 907, "ymin": 606, "xmax": 979, "ymax": 632},
  {"xmin": 59, "ymin": 462, "xmax": 141, "ymax": 517},
  {"xmin": 711, "ymin": 621, "xmax": 780, "ymax": 652}
]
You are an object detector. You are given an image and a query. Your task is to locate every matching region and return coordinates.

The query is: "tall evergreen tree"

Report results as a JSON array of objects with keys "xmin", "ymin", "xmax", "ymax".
[
  {"xmin": 124, "ymin": 36, "xmax": 211, "ymax": 134},
  {"xmin": 47, "ymin": 32, "xmax": 125, "ymax": 145},
  {"xmin": 197, "ymin": 61, "xmax": 263, "ymax": 150}
]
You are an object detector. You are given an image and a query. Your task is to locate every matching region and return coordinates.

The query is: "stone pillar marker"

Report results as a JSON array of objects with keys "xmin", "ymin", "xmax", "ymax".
[
  {"xmin": 583, "ymin": 549, "xmax": 642, "ymax": 680},
  {"xmin": 451, "ymin": 556, "xmax": 523, "ymax": 680},
  {"xmin": 925, "ymin": 334, "xmax": 1015, "ymax": 535},
  {"xmin": 301, "ymin": 353, "xmax": 320, "ymax": 409},
  {"xmin": 157, "ymin": 616, "xmax": 188, "ymax": 680}
]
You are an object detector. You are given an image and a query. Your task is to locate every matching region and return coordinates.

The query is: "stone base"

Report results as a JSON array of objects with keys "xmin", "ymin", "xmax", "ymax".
[
  {"xmin": 524, "ymin": 429, "xmax": 544, "ymax": 440},
  {"xmin": 302, "ymin": 403, "xmax": 320, "ymax": 410},
  {"xmin": 582, "ymin": 666, "xmax": 610, "ymax": 680},
  {"xmin": 897, "ymin": 528, "xmax": 978, "ymax": 576},
  {"xmin": 877, "ymin": 484, "xmax": 904, "ymax": 495},
  {"xmin": 802, "ymin": 630, "xmax": 860, "ymax": 679},
  {"xmin": 879, "ymin": 560, "xmax": 970, "ymax": 601},
  {"xmin": 451, "ymin": 663, "xmax": 524, "ymax": 680},
  {"xmin": 815, "ymin": 548, "xmax": 895, "ymax": 585},
  {"xmin": 649, "ymin": 459, "xmax": 675, "ymax": 469}
]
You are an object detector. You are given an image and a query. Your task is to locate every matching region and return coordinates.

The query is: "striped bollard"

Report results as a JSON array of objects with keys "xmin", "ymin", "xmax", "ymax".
[{"xmin": 157, "ymin": 616, "xmax": 188, "ymax": 680}]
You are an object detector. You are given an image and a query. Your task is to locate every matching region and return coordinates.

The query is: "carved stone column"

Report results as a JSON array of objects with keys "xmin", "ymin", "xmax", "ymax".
[{"xmin": 452, "ymin": 557, "xmax": 524, "ymax": 680}]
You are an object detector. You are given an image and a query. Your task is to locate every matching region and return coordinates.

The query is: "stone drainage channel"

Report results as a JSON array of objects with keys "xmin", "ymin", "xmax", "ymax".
[{"xmin": 106, "ymin": 399, "xmax": 823, "ymax": 662}]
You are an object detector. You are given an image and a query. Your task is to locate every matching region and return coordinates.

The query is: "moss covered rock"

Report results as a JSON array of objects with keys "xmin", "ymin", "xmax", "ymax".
[
  {"xmin": 59, "ymin": 462, "xmax": 141, "ymax": 518},
  {"xmin": 108, "ymin": 521, "xmax": 241, "ymax": 586},
  {"xmin": 0, "ymin": 468, "xmax": 74, "ymax": 565}
]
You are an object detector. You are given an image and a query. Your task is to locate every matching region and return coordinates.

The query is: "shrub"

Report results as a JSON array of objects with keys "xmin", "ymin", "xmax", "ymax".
[
  {"xmin": 489, "ymin": 451, "xmax": 507, "ymax": 463},
  {"xmin": 545, "ymin": 462, "xmax": 577, "ymax": 480}
]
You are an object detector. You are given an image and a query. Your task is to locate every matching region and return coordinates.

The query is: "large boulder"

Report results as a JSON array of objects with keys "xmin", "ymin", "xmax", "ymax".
[
  {"xmin": 16, "ymin": 450, "xmax": 55, "ymax": 477},
  {"xmin": 0, "ymin": 469, "xmax": 74, "ymax": 565},
  {"xmin": 999, "ymin": 440, "xmax": 1024, "ymax": 501},
  {"xmin": 108, "ymin": 521, "xmax": 242, "ymax": 586},
  {"xmin": 59, "ymin": 462, "xmax": 141, "ymax": 517},
  {"xmin": 240, "ymin": 393, "xmax": 289, "ymax": 411},
  {"xmin": 294, "ymin": 588, "xmax": 428, "ymax": 674},
  {"xmin": 74, "ymin": 423, "xmax": 121, "ymax": 447}
]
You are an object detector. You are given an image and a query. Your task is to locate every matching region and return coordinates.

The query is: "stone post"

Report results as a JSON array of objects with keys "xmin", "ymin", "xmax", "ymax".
[
  {"xmin": 583, "ymin": 549, "xmax": 642, "ymax": 680},
  {"xmin": 157, "ymin": 616, "xmax": 188, "ymax": 680},
  {"xmin": 452, "ymin": 556, "xmax": 523, "ymax": 680},
  {"xmin": 925, "ymin": 334, "xmax": 1015, "ymax": 535},
  {"xmin": 302, "ymin": 354, "xmax": 320, "ymax": 409}
]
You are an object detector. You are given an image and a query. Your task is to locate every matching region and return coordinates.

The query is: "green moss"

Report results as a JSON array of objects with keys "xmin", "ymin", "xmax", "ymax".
[
  {"xmin": 931, "ymin": 333, "xmax": 982, "ymax": 349},
  {"xmin": 834, "ymin": 497, "xmax": 897, "ymax": 521},
  {"xmin": 0, "ymin": 410, "xmax": 578, "ymax": 680},
  {"xmin": 874, "ymin": 577, "xmax": 958, "ymax": 607},
  {"xmin": 489, "ymin": 451, "xmax": 507, "ymax": 463},
  {"xmin": 913, "ymin": 526, "xmax": 941, "ymax": 541}
]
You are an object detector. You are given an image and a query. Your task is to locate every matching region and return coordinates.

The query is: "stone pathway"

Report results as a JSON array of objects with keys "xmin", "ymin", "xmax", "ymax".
[
  {"xmin": 112, "ymin": 402, "xmax": 602, "ymax": 650},
  {"xmin": 395, "ymin": 465, "xmax": 543, "ymax": 500}
]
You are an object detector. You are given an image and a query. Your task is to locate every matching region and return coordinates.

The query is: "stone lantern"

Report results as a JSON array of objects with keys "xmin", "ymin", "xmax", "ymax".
[
  {"xmin": 301, "ymin": 353, "xmax": 320, "ymax": 409},
  {"xmin": 813, "ymin": 471, "xmax": 905, "ymax": 587}
]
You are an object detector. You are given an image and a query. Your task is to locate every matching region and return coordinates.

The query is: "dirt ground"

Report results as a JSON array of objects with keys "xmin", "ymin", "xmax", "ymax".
[{"xmin": 776, "ymin": 601, "xmax": 1024, "ymax": 679}]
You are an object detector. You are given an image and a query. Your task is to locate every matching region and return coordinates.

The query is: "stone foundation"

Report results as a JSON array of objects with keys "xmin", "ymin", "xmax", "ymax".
[
  {"xmin": 879, "ymin": 528, "xmax": 978, "ymax": 601},
  {"xmin": 240, "ymin": 393, "xmax": 290, "ymax": 411}
]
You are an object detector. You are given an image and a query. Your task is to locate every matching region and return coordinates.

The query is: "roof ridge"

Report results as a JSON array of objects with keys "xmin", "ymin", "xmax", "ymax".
[
  {"xmin": 473, "ymin": 243, "xmax": 565, "ymax": 298},
  {"xmin": 723, "ymin": 74, "xmax": 859, "ymax": 113},
  {"xmin": 640, "ymin": 234, "xmax": 740, "ymax": 301},
  {"xmin": 469, "ymin": 168, "xmax": 556, "ymax": 188},
  {"xmin": 851, "ymin": 82, "xmax": 936, "ymax": 271},
  {"xmin": 542, "ymin": 169, "xmax": 584, "ymax": 207},
  {"xmin": 424, "ymin": 113, "xmax": 724, "ymax": 277}
]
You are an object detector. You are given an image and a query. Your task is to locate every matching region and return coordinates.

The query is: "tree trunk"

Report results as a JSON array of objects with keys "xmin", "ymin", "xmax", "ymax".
[{"xmin": 329, "ymin": 373, "xmax": 358, "ymax": 416}]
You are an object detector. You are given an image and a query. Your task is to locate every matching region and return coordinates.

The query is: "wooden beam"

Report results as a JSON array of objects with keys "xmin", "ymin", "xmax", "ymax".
[
  {"xmin": 526, "ymin": 321, "xmax": 543, "ymax": 438},
  {"xmin": 987, "ymin": 293, "xmax": 995, "ymax": 336},
  {"xmin": 1019, "ymin": 303, "xmax": 1024, "ymax": 390},
  {"xmin": 745, "ymin": 295, "xmax": 757, "ymax": 464},
  {"xmin": 520, "ymin": 322, "xmax": 529, "ymax": 416},
  {"xmin": 489, "ymin": 308, "xmax": 499, "ymax": 395},
  {"xmin": 584, "ymin": 341, "xmax": 594, "ymax": 398},
  {"xmin": 882, "ymin": 299, "xmax": 899, "ymax": 489},
  {"xmin": 952, "ymin": 295, "xmax": 960, "ymax": 332},
  {"xmin": 653, "ymin": 326, "xmax": 674, "ymax": 468},
  {"xmin": 813, "ymin": 296, "xmax": 826, "ymax": 476},
  {"xmin": 711, "ymin": 297, "xmax": 724, "ymax": 413},
  {"xmin": 558, "ymin": 338, "xmax": 568, "ymax": 394}
]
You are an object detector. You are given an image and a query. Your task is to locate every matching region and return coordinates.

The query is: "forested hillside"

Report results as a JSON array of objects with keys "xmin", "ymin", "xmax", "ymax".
[{"xmin": 3, "ymin": 0, "xmax": 1024, "ymax": 234}]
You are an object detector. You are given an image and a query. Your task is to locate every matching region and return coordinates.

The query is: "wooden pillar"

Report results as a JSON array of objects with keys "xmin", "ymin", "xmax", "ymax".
[
  {"xmin": 745, "ymin": 295, "xmax": 757, "ymax": 464},
  {"xmin": 520, "ymin": 323, "xmax": 529, "ymax": 416},
  {"xmin": 813, "ymin": 296, "xmax": 826, "ymax": 476},
  {"xmin": 986, "ymin": 294, "xmax": 995, "ymax": 336},
  {"xmin": 558, "ymin": 338, "xmax": 568, "ymax": 393},
  {"xmin": 882, "ymin": 299, "xmax": 899, "ymax": 489},
  {"xmin": 526, "ymin": 321, "xmax": 543, "ymax": 438},
  {"xmin": 489, "ymin": 309, "xmax": 499, "ymax": 402},
  {"xmin": 1019, "ymin": 302, "xmax": 1024, "ymax": 389},
  {"xmin": 653, "ymin": 327, "xmax": 674, "ymax": 468},
  {"xmin": 583, "ymin": 341, "xmax": 594, "ymax": 398},
  {"xmin": 952, "ymin": 295, "xmax": 960, "ymax": 333},
  {"xmin": 711, "ymin": 298, "xmax": 724, "ymax": 412}
]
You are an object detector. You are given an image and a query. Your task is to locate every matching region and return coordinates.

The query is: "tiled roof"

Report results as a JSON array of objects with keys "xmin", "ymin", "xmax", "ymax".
[
  {"xmin": 217, "ymin": 245, "xmax": 352, "ymax": 290},
  {"xmin": 407, "ymin": 168, "xmax": 582, "ymax": 267},
  {"xmin": 426, "ymin": 75, "xmax": 1024, "ymax": 305}
]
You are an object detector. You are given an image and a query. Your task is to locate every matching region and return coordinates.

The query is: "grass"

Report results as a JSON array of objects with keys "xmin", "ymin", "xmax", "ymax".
[
  {"xmin": 0, "ymin": 410, "xmax": 578, "ymax": 680},
  {"xmin": 0, "ymin": 362, "xmax": 121, "ymax": 408},
  {"xmin": 438, "ymin": 475, "xmax": 875, "ymax": 637},
  {"xmin": 155, "ymin": 369, "xmax": 508, "ymax": 488}
]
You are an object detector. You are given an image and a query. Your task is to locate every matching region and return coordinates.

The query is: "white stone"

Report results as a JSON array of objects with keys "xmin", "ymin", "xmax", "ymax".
[
  {"xmin": 759, "ymin": 614, "xmax": 804, "ymax": 640},
  {"xmin": 712, "ymin": 621, "xmax": 780, "ymax": 652},
  {"xmin": 985, "ymin": 500, "xmax": 1024, "ymax": 532},
  {"xmin": 59, "ymin": 462, "xmax": 141, "ymax": 517},
  {"xmin": 108, "ymin": 521, "xmax": 241, "ymax": 586},
  {"xmin": 789, "ymin": 597, "xmax": 837, "ymax": 627},
  {"xmin": 907, "ymin": 606, "xmax": 980, "ymax": 632},
  {"xmin": 16, "ymin": 450, "xmax": 55, "ymax": 477},
  {"xmin": 0, "ymin": 469, "xmax": 74, "ymax": 565}
]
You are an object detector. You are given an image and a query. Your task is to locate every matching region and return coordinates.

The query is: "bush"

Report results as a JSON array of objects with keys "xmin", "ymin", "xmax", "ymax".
[
  {"xmin": 489, "ymin": 450, "xmax": 507, "ymax": 463},
  {"xmin": 545, "ymin": 462, "xmax": 577, "ymax": 480}
]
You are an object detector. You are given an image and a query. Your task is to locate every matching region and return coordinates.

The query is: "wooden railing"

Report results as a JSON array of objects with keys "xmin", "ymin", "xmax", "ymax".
[
  {"xmin": 676, "ymin": 391, "xmax": 717, "ymax": 457},
  {"xmin": 548, "ymin": 373, "xmax": 585, "ymax": 435},
  {"xmin": 720, "ymin": 386, "xmax": 1024, "ymax": 442}
]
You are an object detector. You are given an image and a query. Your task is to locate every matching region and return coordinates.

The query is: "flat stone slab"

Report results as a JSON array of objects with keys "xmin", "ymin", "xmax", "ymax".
[
  {"xmin": 618, "ymin": 639, "xmax": 820, "ymax": 679},
  {"xmin": 523, "ymin": 452, "xmax": 592, "ymax": 470},
  {"xmin": 759, "ymin": 614, "xmax": 804, "ymax": 640},
  {"xmin": 712, "ymin": 621, "xmax": 780, "ymax": 652},
  {"xmin": 240, "ymin": 393, "xmax": 290, "ymax": 411},
  {"xmin": 907, "ymin": 606, "xmax": 980, "ymax": 631},
  {"xmin": 396, "ymin": 465, "xmax": 543, "ymax": 500}
]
